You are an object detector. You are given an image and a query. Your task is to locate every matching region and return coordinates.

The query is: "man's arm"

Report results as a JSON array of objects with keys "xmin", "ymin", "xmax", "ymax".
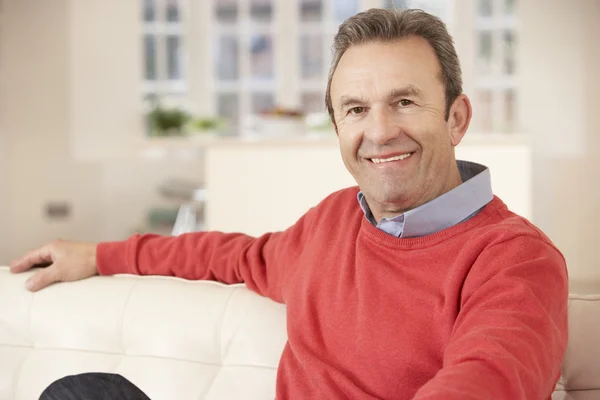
[
  {"xmin": 412, "ymin": 235, "xmax": 568, "ymax": 400},
  {"xmin": 11, "ymin": 204, "xmax": 319, "ymax": 302},
  {"xmin": 96, "ymin": 205, "xmax": 318, "ymax": 303}
]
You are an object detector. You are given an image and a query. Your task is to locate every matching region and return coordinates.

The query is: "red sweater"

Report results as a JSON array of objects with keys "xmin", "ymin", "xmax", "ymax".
[{"xmin": 98, "ymin": 188, "xmax": 568, "ymax": 399}]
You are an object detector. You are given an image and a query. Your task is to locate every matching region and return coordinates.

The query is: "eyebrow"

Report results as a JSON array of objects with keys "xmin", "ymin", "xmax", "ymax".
[
  {"xmin": 339, "ymin": 95, "xmax": 366, "ymax": 110},
  {"xmin": 388, "ymin": 85, "xmax": 424, "ymax": 100},
  {"xmin": 338, "ymin": 85, "xmax": 425, "ymax": 111}
]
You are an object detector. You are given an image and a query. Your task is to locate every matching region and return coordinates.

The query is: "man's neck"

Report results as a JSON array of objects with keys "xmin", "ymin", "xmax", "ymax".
[{"xmin": 371, "ymin": 176, "xmax": 463, "ymax": 223}]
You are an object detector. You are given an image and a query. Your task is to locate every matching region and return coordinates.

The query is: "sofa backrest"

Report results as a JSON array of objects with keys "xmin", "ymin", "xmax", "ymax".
[
  {"xmin": 1, "ymin": 267, "xmax": 600, "ymax": 399},
  {"xmin": 0, "ymin": 267, "xmax": 287, "ymax": 400}
]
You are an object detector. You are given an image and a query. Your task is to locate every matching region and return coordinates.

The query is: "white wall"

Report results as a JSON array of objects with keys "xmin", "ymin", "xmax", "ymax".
[
  {"xmin": 0, "ymin": 0, "xmax": 205, "ymax": 264},
  {"xmin": 519, "ymin": 0, "xmax": 600, "ymax": 289},
  {"xmin": 0, "ymin": 0, "xmax": 105, "ymax": 263},
  {"xmin": 69, "ymin": 0, "xmax": 144, "ymax": 159},
  {"xmin": 0, "ymin": 156, "xmax": 5, "ymax": 260},
  {"xmin": 0, "ymin": 0, "xmax": 7, "ymax": 258},
  {"xmin": 0, "ymin": 124, "xmax": 7, "ymax": 262}
]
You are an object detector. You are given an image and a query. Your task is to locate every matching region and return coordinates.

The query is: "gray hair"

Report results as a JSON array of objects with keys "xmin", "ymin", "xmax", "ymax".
[{"xmin": 325, "ymin": 8, "xmax": 463, "ymax": 125}]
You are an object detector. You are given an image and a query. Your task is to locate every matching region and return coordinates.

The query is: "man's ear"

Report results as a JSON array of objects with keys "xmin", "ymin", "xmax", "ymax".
[{"xmin": 447, "ymin": 94, "xmax": 472, "ymax": 146}]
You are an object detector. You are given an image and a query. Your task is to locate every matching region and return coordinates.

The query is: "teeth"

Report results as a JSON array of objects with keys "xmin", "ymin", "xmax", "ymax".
[{"xmin": 371, "ymin": 153, "xmax": 412, "ymax": 164}]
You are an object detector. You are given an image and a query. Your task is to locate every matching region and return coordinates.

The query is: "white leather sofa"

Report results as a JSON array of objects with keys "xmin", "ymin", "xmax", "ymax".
[{"xmin": 0, "ymin": 266, "xmax": 598, "ymax": 400}]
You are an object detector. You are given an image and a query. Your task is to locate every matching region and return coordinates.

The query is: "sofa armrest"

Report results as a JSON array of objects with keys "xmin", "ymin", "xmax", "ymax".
[{"xmin": 552, "ymin": 293, "xmax": 600, "ymax": 399}]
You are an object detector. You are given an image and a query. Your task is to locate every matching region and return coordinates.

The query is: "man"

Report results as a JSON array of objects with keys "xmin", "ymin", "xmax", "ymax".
[{"xmin": 11, "ymin": 8, "xmax": 567, "ymax": 400}]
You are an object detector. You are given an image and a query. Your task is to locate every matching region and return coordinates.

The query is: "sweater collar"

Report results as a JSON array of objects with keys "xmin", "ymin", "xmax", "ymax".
[{"xmin": 357, "ymin": 160, "xmax": 493, "ymax": 238}]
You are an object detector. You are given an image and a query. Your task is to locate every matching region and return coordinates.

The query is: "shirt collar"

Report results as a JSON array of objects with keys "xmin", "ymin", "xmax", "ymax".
[{"xmin": 357, "ymin": 160, "xmax": 493, "ymax": 238}]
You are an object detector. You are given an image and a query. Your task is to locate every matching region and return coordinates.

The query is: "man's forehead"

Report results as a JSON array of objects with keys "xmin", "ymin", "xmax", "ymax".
[
  {"xmin": 337, "ymin": 37, "xmax": 438, "ymax": 69},
  {"xmin": 330, "ymin": 38, "xmax": 442, "ymax": 103}
]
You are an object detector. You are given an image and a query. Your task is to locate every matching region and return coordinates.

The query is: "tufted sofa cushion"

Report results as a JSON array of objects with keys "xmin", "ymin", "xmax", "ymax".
[
  {"xmin": 0, "ymin": 267, "xmax": 287, "ymax": 400},
  {"xmin": 2, "ymin": 266, "xmax": 600, "ymax": 399}
]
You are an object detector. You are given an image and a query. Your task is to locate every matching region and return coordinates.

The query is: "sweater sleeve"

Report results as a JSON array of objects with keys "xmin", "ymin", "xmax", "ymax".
[
  {"xmin": 412, "ymin": 234, "xmax": 568, "ymax": 400},
  {"xmin": 95, "ymin": 205, "xmax": 319, "ymax": 303}
]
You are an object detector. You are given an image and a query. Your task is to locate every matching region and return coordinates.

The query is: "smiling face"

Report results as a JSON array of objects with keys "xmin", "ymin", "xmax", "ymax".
[{"xmin": 330, "ymin": 37, "xmax": 471, "ymax": 222}]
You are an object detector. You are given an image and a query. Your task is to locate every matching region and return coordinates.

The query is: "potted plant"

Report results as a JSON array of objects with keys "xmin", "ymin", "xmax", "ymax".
[{"xmin": 147, "ymin": 104, "xmax": 191, "ymax": 137}]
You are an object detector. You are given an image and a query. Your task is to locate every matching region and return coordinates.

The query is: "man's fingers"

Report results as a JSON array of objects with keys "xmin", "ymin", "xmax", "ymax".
[
  {"xmin": 25, "ymin": 265, "xmax": 60, "ymax": 292},
  {"xmin": 10, "ymin": 245, "xmax": 53, "ymax": 273}
]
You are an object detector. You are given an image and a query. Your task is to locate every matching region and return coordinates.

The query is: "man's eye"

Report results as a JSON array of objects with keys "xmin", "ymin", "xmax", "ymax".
[
  {"xmin": 399, "ymin": 99, "xmax": 414, "ymax": 107},
  {"xmin": 349, "ymin": 107, "xmax": 365, "ymax": 115}
]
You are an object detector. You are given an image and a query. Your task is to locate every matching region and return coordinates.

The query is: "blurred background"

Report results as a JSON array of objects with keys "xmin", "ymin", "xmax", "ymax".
[{"xmin": 0, "ymin": 0, "xmax": 598, "ymax": 290}]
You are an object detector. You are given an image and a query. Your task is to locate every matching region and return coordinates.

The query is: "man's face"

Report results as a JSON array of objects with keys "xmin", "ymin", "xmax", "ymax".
[{"xmin": 330, "ymin": 37, "xmax": 467, "ymax": 221}]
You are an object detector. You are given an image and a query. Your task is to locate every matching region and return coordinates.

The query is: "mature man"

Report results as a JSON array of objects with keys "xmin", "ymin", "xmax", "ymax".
[{"xmin": 12, "ymin": 8, "xmax": 567, "ymax": 400}]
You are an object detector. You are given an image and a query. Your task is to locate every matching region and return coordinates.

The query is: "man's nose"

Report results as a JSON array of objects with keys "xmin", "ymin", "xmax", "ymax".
[{"xmin": 364, "ymin": 109, "xmax": 401, "ymax": 145}]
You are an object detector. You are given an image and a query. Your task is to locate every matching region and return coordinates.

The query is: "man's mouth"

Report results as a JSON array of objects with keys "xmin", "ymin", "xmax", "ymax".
[{"xmin": 369, "ymin": 152, "xmax": 414, "ymax": 164}]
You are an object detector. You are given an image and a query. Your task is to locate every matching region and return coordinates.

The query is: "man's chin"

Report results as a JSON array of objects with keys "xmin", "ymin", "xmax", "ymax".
[{"xmin": 361, "ymin": 189, "xmax": 418, "ymax": 215}]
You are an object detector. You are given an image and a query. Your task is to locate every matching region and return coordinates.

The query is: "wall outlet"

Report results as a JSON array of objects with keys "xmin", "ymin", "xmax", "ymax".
[{"xmin": 44, "ymin": 202, "xmax": 71, "ymax": 219}]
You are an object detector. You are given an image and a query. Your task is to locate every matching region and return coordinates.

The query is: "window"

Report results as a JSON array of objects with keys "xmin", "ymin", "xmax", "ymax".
[
  {"xmin": 478, "ymin": 0, "xmax": 493, "ymax": 17},
  {"xmin": 250, "ymin": 34, "xmax": 274, "ymax": 81},
  {"xmin": 216, "ymin": 35, "xmax": 239, "ymax": 81},
  {"xmin": 300, "ymin": 35, "xmax": 323, "ymax": 80},
  {"xmin": 250, "ymin": 0, "xmax": 272, "ymax": 21},
  {"xmin": 503, "ymin": 30, "xmax": 515, "ymax": 75},
  {"xmin": 143, "ymin": 0, "xmax": 155, "ymax": 21},
  {"xmin": 503, "ymin": 89, "xmax": 515, "ymax": 132},
  {"xmin": 384, "ymin": 0, "xmax": 447, "ymax": 21},
  {"xmin": 216, "ymin": 0, "xmax": 237, "ymax": 21},
  {"xmin": 295, "ymin": 0, "xmax": 451, "ymax": 116},
  {"xmin": 139, "ymin": 0, "xmax": 522, "ymax": 138},
  {"xmin": 217, "ymin": 93, "xmax": 239, "ymax": 126},
  {"xmin": 384, "ymin": 0, "xmax": 409, "ymax": 9},
  {"xmin": 213, "ymin": 0, "xmax": 276, "ymax": 133},
  {"xmin": 297, "ymin": 0, "xmax": 359, "ymax": 114},
  {"xmin": 300, "ymin": 0, "xmax": 322, "ymax": 21},
  {"xmin": 144, "ymin": 35, "xmax": 157, "ymax": 80},
  {"xmin": 477, "ymin": 31, "xmax": 493, "ymax": 74},
  {"xmin": 504, "ymin": 0, "xmax": 515, "ymax": 15},
  {"xmin": 210, "ymin": 0, "xmax": 368, "ymax": 131},
  {"xmin": 167, "ymin": 35, "xmax": 183, "ymax": 79},
  {"xmin": 141, "ymin": 0, "xmax": 187, "ymax": 106},
  {"xmin": 473, "ymin": 0, "xmax": 518, "ymax": 133},
  {"xmin": 333, "ymin": 0, "xmax": 358, "ymax": 22},
  {"xmin": 166, "ymin": 0, "xmax": 180, "ymax": 21}
]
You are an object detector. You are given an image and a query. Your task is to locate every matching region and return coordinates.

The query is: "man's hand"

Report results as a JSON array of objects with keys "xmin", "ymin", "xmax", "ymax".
[{"xmin": 10, "ymin": 240, "xmax": 99, "ymax": 292}]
